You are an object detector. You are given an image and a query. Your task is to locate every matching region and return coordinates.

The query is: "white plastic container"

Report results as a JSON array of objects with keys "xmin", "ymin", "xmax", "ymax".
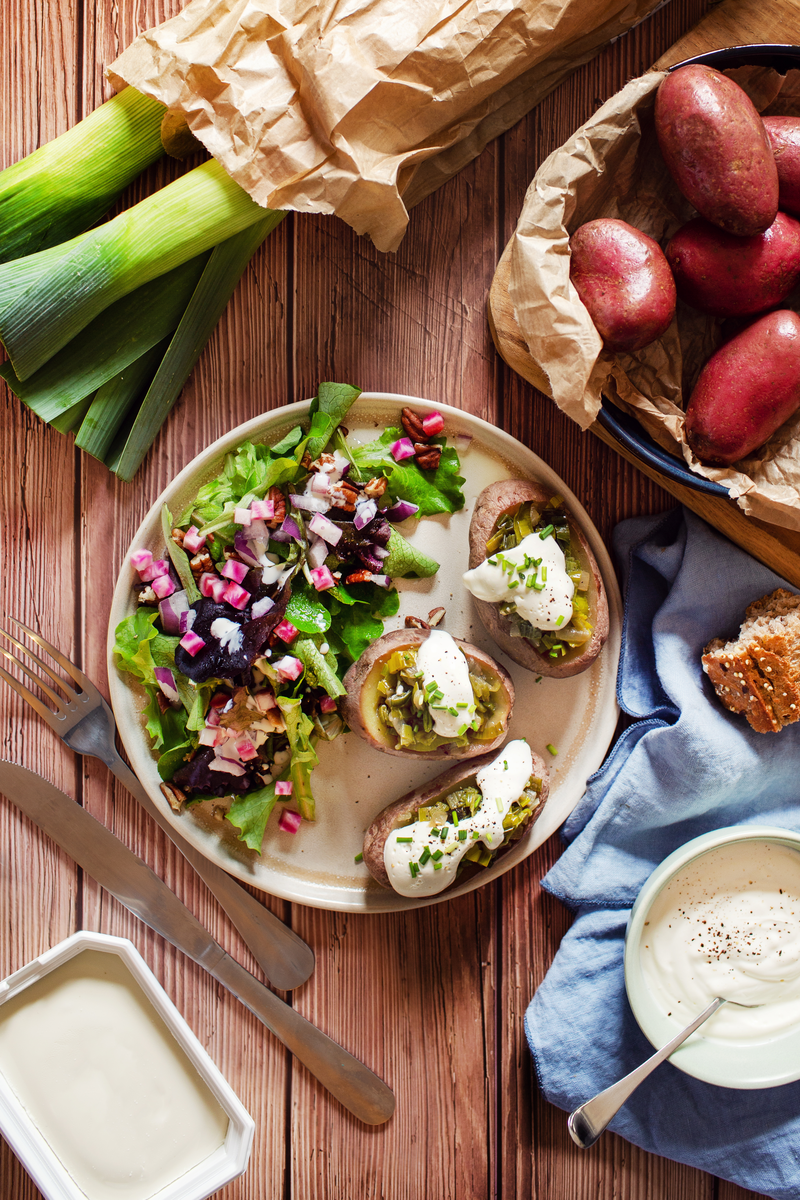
[{"xmin": 0, "ymin": 931, "xmax": 255, "ymax": 1200}]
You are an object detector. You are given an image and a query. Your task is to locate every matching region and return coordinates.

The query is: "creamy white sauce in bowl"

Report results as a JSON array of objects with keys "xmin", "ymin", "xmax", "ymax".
[{"xmin": 625, "ymin": 827, "xmax": 800, "ymax": 1089}]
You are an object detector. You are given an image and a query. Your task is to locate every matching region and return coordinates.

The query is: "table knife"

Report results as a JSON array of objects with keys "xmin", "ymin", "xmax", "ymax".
[{"xmin": 0, "ymin": 761, "xmax": 395, "ymax": 1126}]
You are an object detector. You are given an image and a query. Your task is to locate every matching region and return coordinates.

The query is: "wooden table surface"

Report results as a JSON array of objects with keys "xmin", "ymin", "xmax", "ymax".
[{"xmin": 0, "ymin": 1, "xmax": 768, "ymax": 1198}]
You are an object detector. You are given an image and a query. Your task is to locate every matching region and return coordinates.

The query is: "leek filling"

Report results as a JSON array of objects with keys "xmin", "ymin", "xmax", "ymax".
[
  {"xmin": 376, "ymin": 647, "xmax": 502, "ymax": 750},
  {"xmin": 485, "ymin": 498, "xmax": 593, "ymax": 659},
  {"xmin": 399, "ymin": 778, "xmax": 542, "ymax": 871}
]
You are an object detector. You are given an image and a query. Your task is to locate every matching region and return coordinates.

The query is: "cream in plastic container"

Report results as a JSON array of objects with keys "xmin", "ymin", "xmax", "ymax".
[{"xmin": 0, "ymin": 932, "xmax": 254, "ymax": 1200}]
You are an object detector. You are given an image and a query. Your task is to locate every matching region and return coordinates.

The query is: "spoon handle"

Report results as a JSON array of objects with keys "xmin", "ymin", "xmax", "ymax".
[{"xmin": 567, "ymin": 996, "xmax": 724, "ymax": 1149}]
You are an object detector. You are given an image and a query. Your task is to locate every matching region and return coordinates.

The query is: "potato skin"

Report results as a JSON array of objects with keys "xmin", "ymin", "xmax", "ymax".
[
  {"xmin": 362, "ymin": 748, "xmax": 550, "ymax": 892},
  {"xmin": 685, "ymin": 309, "xmax": 800, "ymax": 465},
  {"xmin": 467, "ymin": 480, "xmax": 609, "ymax": 678},
  {"xmin": 764, "ymin": 117, "xmax": 800, "ymax": 217},
  {"xmin": 655, "ymin": 65, "xmax": 778, "ymax": 237},
  {"xmin": 569, "ymin": 219, "xmax": 676, "ymax": 352},
  {"xmin": 340, "ymin": 629, "xmax": 514, "ymax": 760},
  {"xmin": 666, "ymin": 213, "xmax": 800, "ymax": 317}
]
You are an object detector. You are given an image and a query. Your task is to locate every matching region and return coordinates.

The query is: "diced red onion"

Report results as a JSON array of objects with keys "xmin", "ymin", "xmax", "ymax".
[
  {"xmin": 370, "ymin": 575, "xmax": 391, "ymax": 588},
  {"xmin": 381, "ymin": 499, "xmax": 419, "ymax": 523},
  {"xmin": 422, "ymin": 411, "xmax": 445, "ymax": 436},
  {"xmin": 179, "ymin": 631, "xmax": 206, "ymax": 656},
  {"xmin": 130, "ymin": 549, "xmax": 153, "ymax": 572},
  {"xmin": 151, "ymin": 574, "xmax": 176, "ymax": 600},
  {"xmin": 235, "ymin": 738, "xmax": 259, "ymax": 761},
  {"xmin": 221, "ymin": 558, "xmax": 249, "ymax": 585},
  {"xmin": 274, "ymin": 619, "xmax": 299, "ymax": 644},
  {"xmin": 308, "ymin": 512, "xmax": 342, "ymax": 546},
  {"xmin": 307, "ymin": 536, "xmax": 328, "ymax": 569},
  {"xmin": 290, "ymin": 493, "xmax": 329, "ymax": 514},
  {"xmin": 223, "ymin": 581, "xmax": 250, "ymax": 610},
  {"xmin": 249, "ymin": 519, "xmax": 269, "ymax": 543},
  {"xmin": 209, "ymin": 757, "xmax": 246, "ymax": 777},
  {"xmin": 234, "ymin": 507, "xmax": 252, "ymax": 526},
  {"xmin": 198, "ymin": 726, "xmax": 224, "ymax": 747},
  {"xmin": 453, "ymin": 432, "xmax": 472, "ymax": 453},
  {"xmin": 372, "ymin": 544, "xmax": 389, "ymax": 560},
  {"xmin": 154, "ymin": 667, "xmax": 180, "ymax": 704},
  {"xmin": 310, "ymin": 565, "xmax": 335, "ymax": 591},
  {"xmin": 250, "ymin": 498, "xmax": 275, "ymax": 520},
  {"xmin": 281, "ymin": 515, "xmax": 303, "ymax": 543},
  {"xmin": 310, "ymin": 472, "xmax": 332, "ymax": 496},
  {"xmin": 158, "ymin": 588, "xmax": 189, "ymax": 634},
  {"xmin": 251, "ymin": 596, "xmax": 275, "ymax": 619},
  {"xmin": 182, "ymin": 526, "xmax": 207, "ymax": 554},
  {"xmin": 390, "ymin": 437, "xmax": 416, "ymax": 462},
  {"xmin": 178, "ymin": 609, "xmax": 195, "ymax": 634},
  {"xmin": 353, "ymin": 499, "xmax": 377, "ymax": 530},
  {"xmin": 254, "ymin": 690, "xmax": 277, "ymax": 712},
  {"xmin": 274, "ymin": 655, "xmax": 304, "ymax": 682},
  {"xmin": 139, "ymin": 558, "xmax": 170, "ymax": 582},
  {"xmin": 278, "ymin": 808, "xmax": 302, "ymax": 833},
  {"xmin": 275, "ymin": 780, "xmax": 293, "ymax": 796},
  {"xmin": 319, "ymin": 696, "xmax": 338, "ymax": 713},
  {"xmin": 233, "ymin": 531, "xmax": 261, "ymax": 568}
]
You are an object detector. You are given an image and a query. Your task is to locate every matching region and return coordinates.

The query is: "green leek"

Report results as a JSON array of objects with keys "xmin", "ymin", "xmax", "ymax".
[
  {"xmin": 50, "ymin": 395, "xmax": 95, "ymax": 435},
  {"xmin": 0, "ymin": 157, "xmax": 267, "ymax": 380},
  {"xmin": 74, "ymin": 340, "xmax": 170, "ymax": 461},
  {"xmin": 0, "ymin": 88, "xmax": 166, "ymax": 264}
]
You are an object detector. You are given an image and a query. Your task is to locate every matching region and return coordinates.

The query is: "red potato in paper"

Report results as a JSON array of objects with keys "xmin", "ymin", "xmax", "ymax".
[
  {"xmin": 665, "ymin": 213, "xmax": 800, "ymax": 317},
  {"xmin": 655, "ymin": 65, "xmax": 778, "ymax": 237},
  {"xmin": 764, "ymin": 117, "xmax": 800, "ymax": 217},
  {"xmin": 685, "ymin": 309, "xmax": 800, "ymax": 465},
  {"xmin": 569, "ymin": 219, "xmax": 676, "ymax": 352}
]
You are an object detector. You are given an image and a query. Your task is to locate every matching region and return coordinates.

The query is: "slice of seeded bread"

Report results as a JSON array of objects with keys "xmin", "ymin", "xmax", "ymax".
[{"xmin": 702, "ymin": 589, "xmax": 800, "ymax": 733}]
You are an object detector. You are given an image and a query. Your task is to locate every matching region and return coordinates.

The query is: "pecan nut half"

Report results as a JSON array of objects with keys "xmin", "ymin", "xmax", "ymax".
[
  {"xmin": 414, "ymin": 444, "xmax": 441, "ymax": 471},
  {"xmin": 401, "ymin": 406, "xmax": 427, "ymax": 441}
]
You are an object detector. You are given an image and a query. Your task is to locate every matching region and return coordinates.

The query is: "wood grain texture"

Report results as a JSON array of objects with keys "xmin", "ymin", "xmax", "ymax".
[{"xmin": 0, "ymin": 0, "xmax": 771, "ymax": 1198}]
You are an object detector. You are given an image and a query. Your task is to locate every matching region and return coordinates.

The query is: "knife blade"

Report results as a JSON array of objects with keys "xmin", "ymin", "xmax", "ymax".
[{"xmin": 0, "ymin": 762, "xmax": 395, "ymax": 1126}]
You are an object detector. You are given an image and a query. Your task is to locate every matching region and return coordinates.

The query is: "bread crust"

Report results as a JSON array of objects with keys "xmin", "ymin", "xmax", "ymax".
[
  {"xmin": 467, "ymin": 480, "xmax": 609, "ymax": 678},
  {"xmin": 362, "ymin": 747, "xmax": 550, "ymax": 891}
]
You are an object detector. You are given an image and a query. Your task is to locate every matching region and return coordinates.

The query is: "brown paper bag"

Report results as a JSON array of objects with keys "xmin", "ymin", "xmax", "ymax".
[
  {"xmin": 110, "ymin": 0, "xmax": 670, "ymax": 253},
  {"xmin": 508, "ymin": 65, "xmax": 800, "ymax": 531}
]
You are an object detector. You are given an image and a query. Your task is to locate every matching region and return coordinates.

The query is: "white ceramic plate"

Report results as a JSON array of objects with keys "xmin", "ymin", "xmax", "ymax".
[
  {"xmin": 625, "ymin": 826, "xmax": 800, "ymax": 1089},
  {"xmin": 107, "ymin": 393, "xmax": 622, "ymax": 913}
]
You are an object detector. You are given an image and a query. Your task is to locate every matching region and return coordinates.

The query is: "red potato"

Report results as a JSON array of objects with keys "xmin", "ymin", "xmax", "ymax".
[
  {"xmin": 685, "ymin": 309, "xmax": 800, "ymax": 465},
  {"xmin": 764, "ymin": 117, "xmax": 800, "ymax": 217},
  {"xmin": 569, "ymin": 218, "xmax": 676, "ymax": 352},
  {"xmin": 665, "ymin": 213, "xmax": 800, "ymax": 317},
  {"xmin": 655, "ymin": 65, "xmax": 778, "ymax": 237}
]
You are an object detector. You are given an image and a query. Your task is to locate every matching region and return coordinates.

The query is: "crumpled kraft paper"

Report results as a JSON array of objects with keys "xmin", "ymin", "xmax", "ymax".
[
  {"xmin": 109, "ymin": 0, "xmax": 670, "ymax": 254},
  {"xmin": 509, "ymin": 64, "xmax": 800, "ymax": 531}
]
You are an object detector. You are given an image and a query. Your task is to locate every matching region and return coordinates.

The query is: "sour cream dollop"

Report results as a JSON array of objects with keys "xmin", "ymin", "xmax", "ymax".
[
  {"xmin": 415, "ymin": 629, "xmax": 476, "ymax": 739},
  {"xmin": 383, "ymin": 740, "xmax": 534, "ymax": 897},
  {"xmin": 640, "ymin": 840, "xmax": 800, "ymax": 1041},
  {"xmin": 462, "ymin": 532, "xmax": 573, "ymax": 630}
]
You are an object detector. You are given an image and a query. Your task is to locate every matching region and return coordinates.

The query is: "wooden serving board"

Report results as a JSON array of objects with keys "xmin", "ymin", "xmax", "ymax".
[{"xmin": 488, "ymin": 0, "xmax": 800, "ymax": 587}]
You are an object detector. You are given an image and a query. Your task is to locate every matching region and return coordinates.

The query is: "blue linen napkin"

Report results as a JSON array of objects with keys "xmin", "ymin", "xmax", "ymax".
[{"xmin": 525, "ymin": 507, "xmax": 800, "ymax": 1200}]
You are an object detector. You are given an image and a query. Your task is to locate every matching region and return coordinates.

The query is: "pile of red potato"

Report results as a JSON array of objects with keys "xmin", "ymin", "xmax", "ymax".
[{"xmin": 569, "ymin": 63, "xmax": 800, "ymax": 467}]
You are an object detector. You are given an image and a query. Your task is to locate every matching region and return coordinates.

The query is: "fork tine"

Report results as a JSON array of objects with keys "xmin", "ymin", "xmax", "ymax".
[
  {"xmin": 0, "ymin": 659, "xmax": 64, "ymax": 728},
  {"xmin": 6, "ymin": 617, "xmax": 95, "ymax": 695},
  {"xmin": 0, "ymin": 646, "xmax": 69, "ymax": 712},
  {"xmin": 0, "ymin": 627, "xmax": 80, "ymax": 704}
]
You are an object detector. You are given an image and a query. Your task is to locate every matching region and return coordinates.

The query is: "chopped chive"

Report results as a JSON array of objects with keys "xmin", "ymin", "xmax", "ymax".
[
  {"xmin": 448, "ymin": 706, "xmax": 458, "ymax": 716},
  {"xmin": 546, "ymin": 743, "xmax": 558, "ymax": 756},
  {"xmin": 430, "ymin": 828, "xmax": 439, "ymax": 836},
  {"xmin": 458, "ymin": 830, "xmax": 468, "ymax": 841},
  {"xmin": 452, "ymin": 812, "xmax": 459, "ymax": 826},
  {"xmin": 439, "ymin": 828, "xmax": 448, "ymax": 841},
  {"xmin": 354, "ymin": 852, "xmax": 364, "ymax": 864},
  {"xmin": 396, "ymin": 836, "xmax": 413, "ymax": 843},
  {"xmin": 433, "ymin": 862, "xmax": 442, "ymax": 871},
  {"xmin": 508, "ymin": 579, "xmax": 519, "ymax": 589},
  {"xmin": 539, "ymin": 524, "xmax": 554, "ymax": 540},
  {"xmin": 533, "ymin": 581, "xmax": 546, "ymax": 592},
  {"xmin": 526, "ymin": 575, "xmax": 537, "ymax": 588},
  {"xmin": 556, "ymin": 614, "xmax": 564, "ymax": 626},
  {"xmin": 456, "ymin": 702, "xmax": 468, "ymax": 709},
  {"xmin": 409, "ymin": 862, "xmax": 419, "ymax": 878},
  {"xmin": 457, "ymin": 724, "xmax": 468, "ymax": 736},
  {"xmin": 472, "ymin": 831, "xmax": 480, "ymax": 840},
  {"xmin": 420, "ymin": 847, "xmax": 431, "ymax": 865},
  {"xmin": 541, "ymin": 566, "xmax": 548, "ymax": 581},
  {"xmin": 432, "ymin": 849, "xmax": 443, "ymax": 861}
]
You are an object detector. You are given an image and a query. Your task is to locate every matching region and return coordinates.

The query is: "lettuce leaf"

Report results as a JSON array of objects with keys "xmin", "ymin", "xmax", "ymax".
[
  {"xmin": 293, "ymin": 635, "xmax": 346, "ymax": 698},
  {"xmin": 305, "ymin": 382, "xmax": 361, "ymax": 461},
  {"xmin": 285, "ymin": 580, "xmax": 332, "ymax": 635},
  {"xmin": 227, "ymin": 781, "xmax": 282, "ymax": 851},
  {"xmin": 384, "ymin": 528, "xmax": 439, "ymax": 578},
  {"xmin": 351, "ymin": 428, "xmax": 465, "ymax": 515},
  {"xmin": 276, "ymin": 696, "xmax": 318, "ymax": 821}
]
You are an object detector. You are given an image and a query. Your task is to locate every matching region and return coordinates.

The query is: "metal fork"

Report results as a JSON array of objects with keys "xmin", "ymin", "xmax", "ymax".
[{"xmin": 0, "ymin": 618, "xmax": 315, "ymax": 991}]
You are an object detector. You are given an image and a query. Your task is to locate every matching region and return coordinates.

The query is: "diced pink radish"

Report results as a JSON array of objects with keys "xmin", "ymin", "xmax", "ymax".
[
  {"xmin": 310, "ymin": 565, "xmax": 335, "ymax": 592},
  {"xmin": 274, "ymin": 655, "xmax": 303, "ymax": 682},
  {"xmin": 274, "ymin": 619, "xmax": 299, "ymax": 644},
  {"xmin": 275, "ymin": 780, "xmax": 293, "ymax": 796},
  {"xmin": 221, "ymin": 558, "xmax": 249, "ymax": 584},
  {"xmin": 182, "ymin": 526, "xmax": 207, "ymax": 554},
  {"xmin": 179, "ymin": 631, "xmax": 206, "ymax": 656},
  {"xmin": 235, "ymin": 738, "xmax": 260, "ymax": 761},
  {"xmin": 251, "ymin": 596, "xmax": 275, "ymax": 619},
  {"xmin": 130, "ymin": 549, "xmax": 153, "ymax": 572},
  {"xmin": 390, "ymin": 437, "xmax": 416, "ymax": 462},
  {"xmin": 250, "ymin": 498, "xmax": 275, "ymax": 521},
  {"xmin": 223, "ymin": 582, "xmax": 250, "ymax": 610},
  {"xmin": 151, "ymin": 574, "xmax": 176, "ymax": 599},
  {"xmin": 234, "ymin": 507, "xmax": 252, "ymax": 526},
  {"xmin": 209, "ymin": 576, "xmax": 228, "ymax": 603},
  {"xmin": 422, "ymin": 411, "xmax": 445, "ymax": 436},
  {"xmin": 308, "ymin": 512, "xmax": 342, "ymax": 546},
  {"xmin": 254, "ymin": 691, "xmax": 277, "ymax": 712},
  {"xmin": 139, "ymin": 558, "xmax": 170, "ymax": 582},
  {"xmin": 199, "ymin": 572, "xmax": 219, "ymax": 598},
  {"xmin": 198, "ymin": 726, "xmax": 224, "ymax": 747},
  {"xmin": 320, "ymin": 696, "xmax": 338, "ymax": 713},
  {"xmin": 278, "ymin": 808, "xmax": 302, "ymax": 833}
]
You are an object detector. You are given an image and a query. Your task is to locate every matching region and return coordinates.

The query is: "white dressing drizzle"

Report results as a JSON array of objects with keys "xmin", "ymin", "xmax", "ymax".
[
  {"xmin": 383, "ymin": 740, "xmax": 534, "ymax": 897},
  {"xmin": 640, "ymin": 841, "xmax": 800, "ymax": 1041},
  {"xmin": 463, "ymin": 532, "xmax": 573, "ymax": 630},
  {"xmin": 415, "ymin": 630, "xmax": 476, "ymax": 738}
]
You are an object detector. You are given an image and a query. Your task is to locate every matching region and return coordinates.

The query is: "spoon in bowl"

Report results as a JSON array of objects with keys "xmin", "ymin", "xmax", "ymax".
[{"xmin": 568, "ymin": 996, "xmax": 759, "ymax": 1148}]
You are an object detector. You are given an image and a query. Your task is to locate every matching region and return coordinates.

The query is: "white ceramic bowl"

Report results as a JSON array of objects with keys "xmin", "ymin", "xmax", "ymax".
[{"xmin": 624, "ymin": 825, "xmax": 800, "ymax": 1089}]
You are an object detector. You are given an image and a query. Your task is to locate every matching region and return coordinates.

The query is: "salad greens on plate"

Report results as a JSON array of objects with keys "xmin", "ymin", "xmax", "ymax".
[{"xmin": 114, "ymin": 384, "xmax": 465, "ymax": 851}]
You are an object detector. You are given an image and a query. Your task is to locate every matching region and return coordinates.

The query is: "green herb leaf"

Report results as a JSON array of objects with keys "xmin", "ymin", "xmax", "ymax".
[
  {"xmin": 276, "ymin": 696, "xmax": 318, "ymax": 821},
  {"xmin": 285, "ymin": 581, "xmax": 332, "ymax": 635},
  {"xmin": 305, "ymin": 382, "xmax": 362, "ymax": 461},
  {"xmin": 351, "ymin": 427, "xmax": 465, "ymax": 516},
  {"xmin": 227, "ymin": 781, "xmax": 283, "ymax": 851},
  {"xmin": 383, "ymin": 528, "xmax": 439, "ymax": 578}
]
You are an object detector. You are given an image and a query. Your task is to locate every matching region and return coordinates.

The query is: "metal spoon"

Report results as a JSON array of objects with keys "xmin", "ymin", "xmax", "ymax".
[{"xmin": 568, "ymin": 997, "xmax": 756, "ymax": 1148}]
